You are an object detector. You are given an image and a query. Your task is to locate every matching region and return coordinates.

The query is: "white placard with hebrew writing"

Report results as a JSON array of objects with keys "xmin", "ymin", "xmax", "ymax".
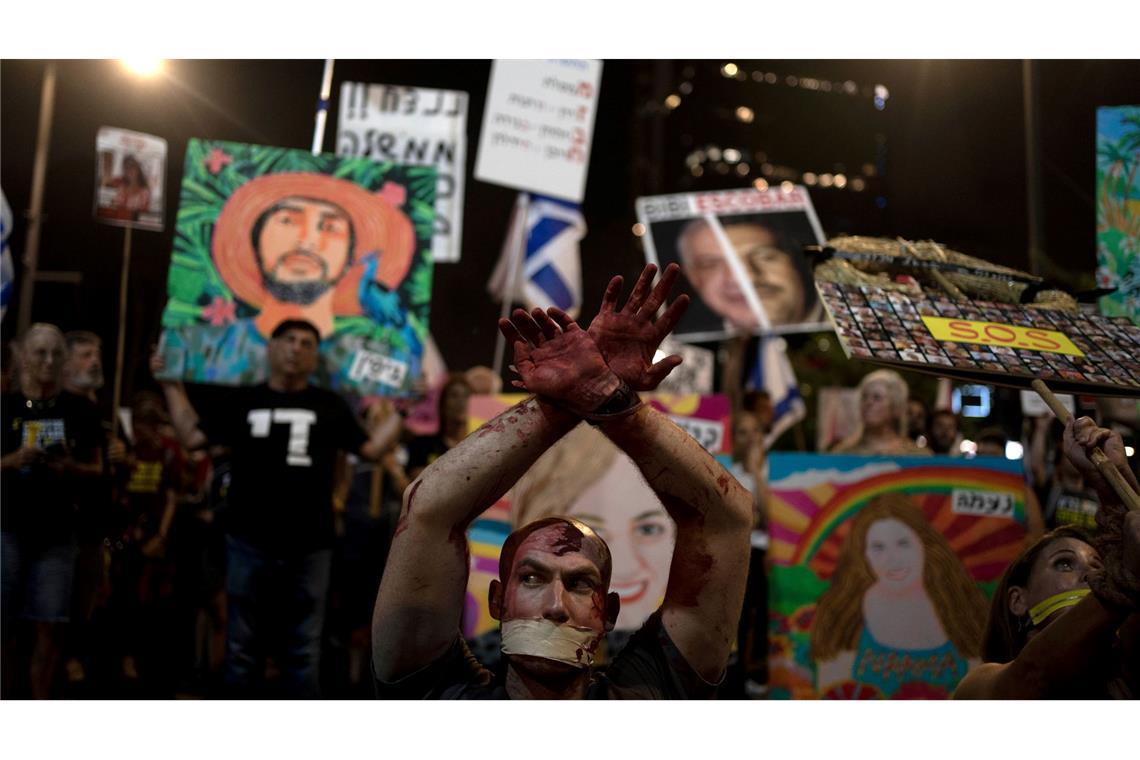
[
  {"xmin": 474, "ymin": 60, "xmax": 602, "ymax": 203},
  {"xmin": 337, "ymin": 82, "xmax": 468, "ymax": 263}
]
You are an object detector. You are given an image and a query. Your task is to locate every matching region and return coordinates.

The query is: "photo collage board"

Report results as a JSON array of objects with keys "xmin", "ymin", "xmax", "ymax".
[{"xmin": 818, "ymin": 280, "xmax": 1140, "ymax": 397}]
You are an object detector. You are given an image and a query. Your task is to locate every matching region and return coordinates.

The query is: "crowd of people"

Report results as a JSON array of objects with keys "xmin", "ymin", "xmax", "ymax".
[{"xmin": 1, "ymin": 264, "xmax": 1137, "ymax": 700}]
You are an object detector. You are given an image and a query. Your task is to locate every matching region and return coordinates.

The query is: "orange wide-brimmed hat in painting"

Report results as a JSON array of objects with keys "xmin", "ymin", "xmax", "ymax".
[{"xmin": 212, "ymin": 172, "xmax": 416, "ymax": 316}]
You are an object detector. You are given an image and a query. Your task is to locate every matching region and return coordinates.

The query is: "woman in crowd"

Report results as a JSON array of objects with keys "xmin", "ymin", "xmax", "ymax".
[
  {"xmin": 953, "ymin": 418, "xmax": 1139, "ymax": 698},
  {"xmin": 811, "ymin": 493, "xmax": 988, "ymax": 698},
  {"xmin": 404, "ymin": 373, "xmax": 472, "ymax": 481},
  {"xmin": 830, "ymin": 369, "xmax": 930, "ymax": 456}
]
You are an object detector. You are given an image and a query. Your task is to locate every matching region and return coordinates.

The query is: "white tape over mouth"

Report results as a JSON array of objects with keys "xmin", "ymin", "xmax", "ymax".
[{"xmin": 500, "ymin": 619, "xmax": 603, "ymax": 669}]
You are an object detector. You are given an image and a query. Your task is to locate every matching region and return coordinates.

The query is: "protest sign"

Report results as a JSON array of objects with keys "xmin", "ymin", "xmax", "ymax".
[
  {"xmin": 157, "ymin": 139, "xmax": 435, "ymax": 397},
  {"xmin": 818, "ymin": 278, "xmax": 1140, "ymax": 397},
  {"xmin": 94, "ymin": 127, "xmax": 167, "ymax": 231},
  {"xmin": 474, "ymin": 60, "xmax": 602, "ymax": 203},
  {"xmin": 766, "ymin": 453, "xmax": 1029, "ymax": 699},
  {"xmin": 1019, "ymin": 388, "xmax": 1073, "ymax": 417},
  {"xmin": 652, "ymin": 337, "xmax": 715, "ymax": 395},
  {"xmin": 1095, "ymin": 105, "xmax": 1140, "ymax": 325},
  {"xmin": 337, "ymin": 82, "xmax": 468, "ymax": 263},
  {"xmin": 636, "ymin": 186, "xmax": 829, "ymax": 341},
  {"xmin": 461, "ymin": 393, "xmax": 731, "ymax": 638}
]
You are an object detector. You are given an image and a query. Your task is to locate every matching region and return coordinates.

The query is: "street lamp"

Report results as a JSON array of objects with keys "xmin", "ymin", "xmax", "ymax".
[{"xmin": 120, "ymin": 58, "xmax": 164, "ymax": 78}]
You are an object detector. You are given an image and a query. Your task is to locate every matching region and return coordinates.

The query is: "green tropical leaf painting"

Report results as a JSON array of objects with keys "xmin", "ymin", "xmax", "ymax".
[{"xmin": 158, "ymin": 138, "xmax": 436, "ymax": 397}]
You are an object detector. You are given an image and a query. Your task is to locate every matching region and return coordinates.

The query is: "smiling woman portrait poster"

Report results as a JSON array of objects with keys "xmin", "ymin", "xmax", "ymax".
[{"xmin": 765, "ymin": 452, "xmax": 1030, "ymax": 699}]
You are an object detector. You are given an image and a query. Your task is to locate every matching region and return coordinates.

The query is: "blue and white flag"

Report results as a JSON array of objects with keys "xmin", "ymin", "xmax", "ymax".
[
  {"xmin": 1, "ymin": 189, "xmax": 14, "ymax": 321},
  {"xmin": 487, "ymin": 192, "xmax": 585, "ymax": 318},
  {"xmin": 748, "ymin": 336, "xmax": 806, "ymax": 447}
]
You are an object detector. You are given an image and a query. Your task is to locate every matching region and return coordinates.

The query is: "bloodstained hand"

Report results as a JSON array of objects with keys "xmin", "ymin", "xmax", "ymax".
[
  {"xmin": 498, "ymin": 308, "xmax": 621, "ymax": 416},
  {"xmin": 579, "ymin": 262, "xmax": 690, "ymax": 391}
]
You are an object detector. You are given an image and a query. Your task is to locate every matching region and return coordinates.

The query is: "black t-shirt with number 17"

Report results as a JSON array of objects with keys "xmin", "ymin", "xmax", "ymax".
[{"xmin": 198, "ymin": 384, "xmax": 367, "ymax": 557}]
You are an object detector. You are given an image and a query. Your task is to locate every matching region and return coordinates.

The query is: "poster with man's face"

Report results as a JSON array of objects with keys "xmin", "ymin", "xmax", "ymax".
[
  {"xmin": 157, "ymin": 139, "xmax": 436, "ymax": 397},
  {"xmin": 94, "ymin": 127, "xmax": 167, "ymax": 231},
  {"xmin": 636, "ymin": 187, "xmax": 829, "ymax": 342}
]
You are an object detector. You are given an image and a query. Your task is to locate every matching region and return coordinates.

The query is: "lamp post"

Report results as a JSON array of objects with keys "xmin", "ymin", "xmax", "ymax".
[{"xmin": 14, "ymin": 62, "xmax": 57, "ymax": 336}]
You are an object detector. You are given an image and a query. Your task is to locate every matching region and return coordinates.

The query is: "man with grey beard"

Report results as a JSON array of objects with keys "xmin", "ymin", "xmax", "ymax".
[
  {"xmin": 62, "ymin": 332, "xmax": 105, "ymax": 404},
  {"xmin": 61, "ymin": 331, "xmax": 113, "ymax": 687}
]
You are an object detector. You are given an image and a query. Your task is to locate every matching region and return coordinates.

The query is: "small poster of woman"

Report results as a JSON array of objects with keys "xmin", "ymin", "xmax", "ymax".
[{"xmin": 94, "ymin": 126, "xmax": 167, "ymax": 231}]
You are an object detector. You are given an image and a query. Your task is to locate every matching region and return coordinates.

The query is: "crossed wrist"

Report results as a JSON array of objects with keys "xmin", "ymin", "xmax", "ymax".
[{"xmin": 584, "ymin": 377, "xmax": 642, "ymax": 425}]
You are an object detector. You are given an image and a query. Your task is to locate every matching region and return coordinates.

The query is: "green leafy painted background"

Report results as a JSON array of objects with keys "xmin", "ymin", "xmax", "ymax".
[
  {"xmin": 1095, "ymin": 106, "xmax": 1140, "ymax": 325},
  {"xmin": 160, "ymin": 138, "xmax": 436, "ymax": 339}
]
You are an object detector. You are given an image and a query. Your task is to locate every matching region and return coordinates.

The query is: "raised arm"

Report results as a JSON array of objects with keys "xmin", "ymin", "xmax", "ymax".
[
  {"xmin": 601, "ymin": 405, "xmax": 753, "ymax": 681},
  {"xmin": 953, "ymin": 592, "xmax": 1128, "ymax": 698},
  {"xmin": 358, "ymin": 399, "xmax": 404, "ymax": 462},
  {"xmin": 955, "ymin": 418, "xmax": 1140, "ymax": 698},
  {"xmin": 150, "ymin": 348, "xmax": 207, "ymax": 451},
  {"xmin": 558, "ymin": 263, "xmax": 751, "ymax": 682},
  {"xmin": 371, "ymin": 321, "xmax": 609, "ymax": 681}
]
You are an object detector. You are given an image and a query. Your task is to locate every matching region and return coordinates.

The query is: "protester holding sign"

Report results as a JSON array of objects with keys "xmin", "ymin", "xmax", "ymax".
[
  {"xmin": 954, "ymin": 417, "xmax": 1139, "ymax": 698},
  {"xmin": 372, "ymin": 263, "xmax": 753, "ymax": 698}
]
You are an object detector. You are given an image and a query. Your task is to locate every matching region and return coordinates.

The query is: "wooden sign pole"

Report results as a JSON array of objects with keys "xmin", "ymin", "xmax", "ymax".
[
  {"xmin": 110, "ymin": 225, "xmax": 132, "ymax": 440},
  {"xmin": 1031, "ymin": 378, "xmax": 1140, "ymax": 512}
]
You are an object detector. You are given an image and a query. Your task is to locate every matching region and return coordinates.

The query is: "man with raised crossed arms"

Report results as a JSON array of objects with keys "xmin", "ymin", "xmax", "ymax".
[{"xmin": 372, "ymin": 263, "xmax": 754, "ymax": 699}]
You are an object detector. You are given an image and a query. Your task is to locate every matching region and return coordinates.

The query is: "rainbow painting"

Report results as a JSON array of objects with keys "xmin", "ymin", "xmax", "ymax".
[{"xmin": 766, "ymin": 453, "xmax": 1029, "ymax": 700}]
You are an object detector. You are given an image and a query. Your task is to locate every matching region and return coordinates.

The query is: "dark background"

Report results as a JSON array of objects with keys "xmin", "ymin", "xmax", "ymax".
[{"xmin": 3, "ymin": 59, "xmax": 1139, "ymax": 420}]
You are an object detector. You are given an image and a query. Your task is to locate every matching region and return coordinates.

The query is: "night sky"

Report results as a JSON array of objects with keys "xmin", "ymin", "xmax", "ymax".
[{"xmin": 2, "ymin": 59, "xmax": 1139, "ymax": 409}]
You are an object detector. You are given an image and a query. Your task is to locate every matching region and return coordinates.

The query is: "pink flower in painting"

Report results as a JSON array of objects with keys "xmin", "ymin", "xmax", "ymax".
[
  {"xmin": 203, "ymin": 148, "xmax": 233, "ymax": 175},
  {"xmin": 377, "ymin": 181, "xmax": 406, "ymax": 208},
  {"xmin": 201, "ymin": 297, "xmax": 236, "ymax": 326}
]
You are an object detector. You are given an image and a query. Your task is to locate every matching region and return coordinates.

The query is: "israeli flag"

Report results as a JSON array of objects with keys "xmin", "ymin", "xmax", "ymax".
[
  {"xmin": 748, "ymin": 336, "xmax": 806, "ymax": 447},
  {"xmin": 488, "ymin": 192, "xmax": 585, "ymax": 318},
  {"xmin": 1, "ymin": 189, "xmax": 14, "ymax": 321}
]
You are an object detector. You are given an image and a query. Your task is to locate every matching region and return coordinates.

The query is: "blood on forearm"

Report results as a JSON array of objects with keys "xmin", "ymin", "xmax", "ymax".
[
  {"xmin": 601, "ymin": 405, "xmax": 753, "ymax": 532},
  {"xmin": 395, "ymin": 396, "xmax": 579, "ymax": 537}
]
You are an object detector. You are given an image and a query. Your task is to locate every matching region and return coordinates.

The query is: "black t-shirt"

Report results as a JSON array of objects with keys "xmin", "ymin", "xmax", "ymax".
[
  {"xmin": 1, "ymin": 391, "xmax": 103, "ymax": 544},
  {"xmin": 198, "ymin": 384, "xmax": 367, "ymax": 556},
  {"xmin": 404, "ymin": 434, "xmax": 450, "ymax": 474},
  {"xmin": 374, "ymin": 610, "xmax": 720, "ymax": 699}
]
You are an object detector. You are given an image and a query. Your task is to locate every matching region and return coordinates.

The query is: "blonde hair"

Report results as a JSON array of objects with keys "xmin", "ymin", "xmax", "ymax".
[
  {"xmin": 510, "ymin": 423, "xmax": 621, "ymax": 529},
  {"xmin": 831, "ymin": 369, "xmax": 910, "ymax": 452},
  {"xmin": 809, "ymin": 493, "xmax": 987, "ymax": 661}
]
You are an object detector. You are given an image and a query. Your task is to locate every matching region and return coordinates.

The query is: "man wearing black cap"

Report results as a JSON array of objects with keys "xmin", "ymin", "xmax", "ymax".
[{"xmin": 153, "ymin": 319, "xmax": 400, "ymax": 697}]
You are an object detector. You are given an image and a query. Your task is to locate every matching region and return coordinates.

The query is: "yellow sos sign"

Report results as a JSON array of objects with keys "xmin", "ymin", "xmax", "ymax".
[{"xmin": 920, "ymin": 316, "xmax": 1085, "ymax": 358}]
